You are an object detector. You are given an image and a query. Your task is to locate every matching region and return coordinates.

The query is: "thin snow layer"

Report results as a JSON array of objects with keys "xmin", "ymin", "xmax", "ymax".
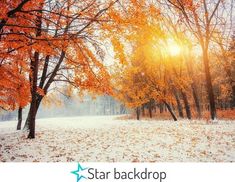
[{"xmin": 0, "ymin": 116, "xmax": 234, "ymax": 162}]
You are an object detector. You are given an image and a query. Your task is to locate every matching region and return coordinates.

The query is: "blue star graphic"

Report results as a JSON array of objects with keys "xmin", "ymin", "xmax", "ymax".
[{"xmin": 71, "ymin": 163, "xmax": 88, "ymax": 182}]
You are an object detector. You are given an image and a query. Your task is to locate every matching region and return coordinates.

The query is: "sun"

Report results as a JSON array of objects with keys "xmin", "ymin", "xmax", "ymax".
[
  {"xmin": 168, "ymin": 44, "xmax": 181, "ymax": 56},
  {"xmin": 167, "ymin": 39, "xmax": 181, "ymax": 56}
]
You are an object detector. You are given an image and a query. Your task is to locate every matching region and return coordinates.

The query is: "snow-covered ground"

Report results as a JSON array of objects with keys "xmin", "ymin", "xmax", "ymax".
[{"xmin": 0, "ymin": 116, "xmax": 234, "ymax": 162}]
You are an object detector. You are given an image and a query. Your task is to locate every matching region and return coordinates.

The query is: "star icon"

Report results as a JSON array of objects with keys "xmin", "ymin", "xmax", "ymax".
[{"xmin": 71, "ymin": 163, "xmax": 88, "ymax": 182}]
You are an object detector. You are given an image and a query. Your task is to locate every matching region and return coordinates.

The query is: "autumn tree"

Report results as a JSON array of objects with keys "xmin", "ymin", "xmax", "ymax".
[
  {"xmin": 1, "ymin": 0, "xmax": 118, "ymax": 138},
  {"xmin": 212, "ymin": 30, "xmax": 235, "ymax": 109},
  {"xmin": 229, "ymin": 34, "xmax": 235, "ymax": 107},
  {"xmin": 160, "ymin": 0, "xmax": 231, "ymax": 120},
  {"xmin": 111, "ymin": 18, "xmax": 179, "ymax": 120},
  {"xmin": 0, "ymin": 0, "xmax": 33, "ymax": 128},
  {"xmin": 161, "ymin": 15, "xmax": 202, "ymax": 118}
]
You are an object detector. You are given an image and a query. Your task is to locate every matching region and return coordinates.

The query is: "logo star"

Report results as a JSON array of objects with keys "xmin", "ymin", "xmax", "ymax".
[{"xmin": 71, "ymin": 163, "xmax": 88, "ymax": 182}]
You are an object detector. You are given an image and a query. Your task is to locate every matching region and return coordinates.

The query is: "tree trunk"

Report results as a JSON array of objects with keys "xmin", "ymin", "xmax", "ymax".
[
  {"xmin": 148, "ymin": 102, "xmax": 152, "ymax": 118},
  {"xmin": 153, "ymin": 104, "xmax": 157, "ymax": 113},
  {"xmin": 173, "ymin": 90, "xmax": 184, "ymax": 118},
  {"xmin": 186, "ymin": 59, "xmax": 202, "ymax": 118},
  {"xmin": 181, "ymin": 91, "xmax": 192, "ymax": 120},
  {"xmin": 136, "ymin": 107, "xmax": 140, "ymax": 120},
  {"xmin": 141, "ymin": 104, "xmax": 145, "ymax": 116},
  {"xmin": 163, "ymin": 101, "xmax": 177, "ymax": 121},
  {"xmin": 27, "ymin": 2, "xmax": 43, "ymax": 138},
  {"xmin": 28, "ymin": 102, "xmax": 37, "ymax": 139},
  {"xmin": 159, "ymin": 103, "xmax": 163, "ymax": 113},
  {"xmin": 203, "ymin": 48, "xmax": 217, "ymax": 120},
  {"xmin": 16, "ymin": 107, "xmax": 22, "ymax": 130},
  {"xmin": 24, "ymin": 95, "xmax": 42, "ymax": 130},
  {"xmin": 191, "ymin": 83, "xmax": 202, "ymax": 118},
  {"xmin": 28, "ymin": 52, "xmax": 39, "ymax": 139}
]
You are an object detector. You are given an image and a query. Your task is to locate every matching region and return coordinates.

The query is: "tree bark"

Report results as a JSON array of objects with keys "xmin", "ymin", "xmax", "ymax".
[
  {"xmin": 148, "ymin": 101, "xmax": 153, "ymax": 118},
  {"xmin": 173, "ymin": 90, "xmax": 184, "ymax": 118},
  {"xmin": 136, "ymin": 107, "xmax": 140, "ymax": 120},
  {"xmin": 27, "ymin": 2, "xmax": 44, "ymax": 138},
  {"xmin": 159, "ymin": 103, "xmax": 163, "ymax": 113},
  {"xmin": 153, "ymin": 103, "xmax": 157, "ymax": 113},
  {"xmin": 24, "ymin": 50, "xmax": 65, "ymax": 130},
  {"xmin": 191, "ymin": 83, "xmax": 202, "ymax": 118},
  {"xmin": 141, "ymin": 104, "xmax": 145, "ymax": 116},
  {"xmin": 163, "ymin": 101, "xmax": 177, "ymax": 121},
  {"xmin": 16, "ymin": 107, "xmax": 22, "ymax": 130},
  {"xmin": 181, "ymin": 91, "xmax": 192, "ymax": 119},
  {"xmin": 203, "ymin": 48, "xmax": 217, "ymax": 120},
  {"xmin": 186, "ymin": 58, "xmax": 202, "ymax": 118},
  {"xmin": 28, "ymin": 52, "xmax": 39, "ymax": 139},
  {"xmin": 24, "ymin": 95, "xmax": 42, "ymax": 130}
]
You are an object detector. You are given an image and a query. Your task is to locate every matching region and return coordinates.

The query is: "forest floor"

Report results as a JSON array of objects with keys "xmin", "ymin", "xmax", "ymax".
[{"xmin": 0, "ymin": 116, "xmax": 234, "ymax": 162}]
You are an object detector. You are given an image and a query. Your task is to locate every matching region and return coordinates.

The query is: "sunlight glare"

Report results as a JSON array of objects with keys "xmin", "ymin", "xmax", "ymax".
[{"xmin": 167, "ymin": 39, "xmax": 181, "ymax": 56}]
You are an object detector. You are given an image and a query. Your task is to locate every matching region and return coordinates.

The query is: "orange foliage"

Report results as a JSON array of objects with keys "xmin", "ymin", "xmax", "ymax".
[
  {"xmin": 0, "ymin": 0, "xmax": 117, "ymax": 111},
  {"xmin": 0, "ymin": 64, "xmax": 30, "ymax": 110}
]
